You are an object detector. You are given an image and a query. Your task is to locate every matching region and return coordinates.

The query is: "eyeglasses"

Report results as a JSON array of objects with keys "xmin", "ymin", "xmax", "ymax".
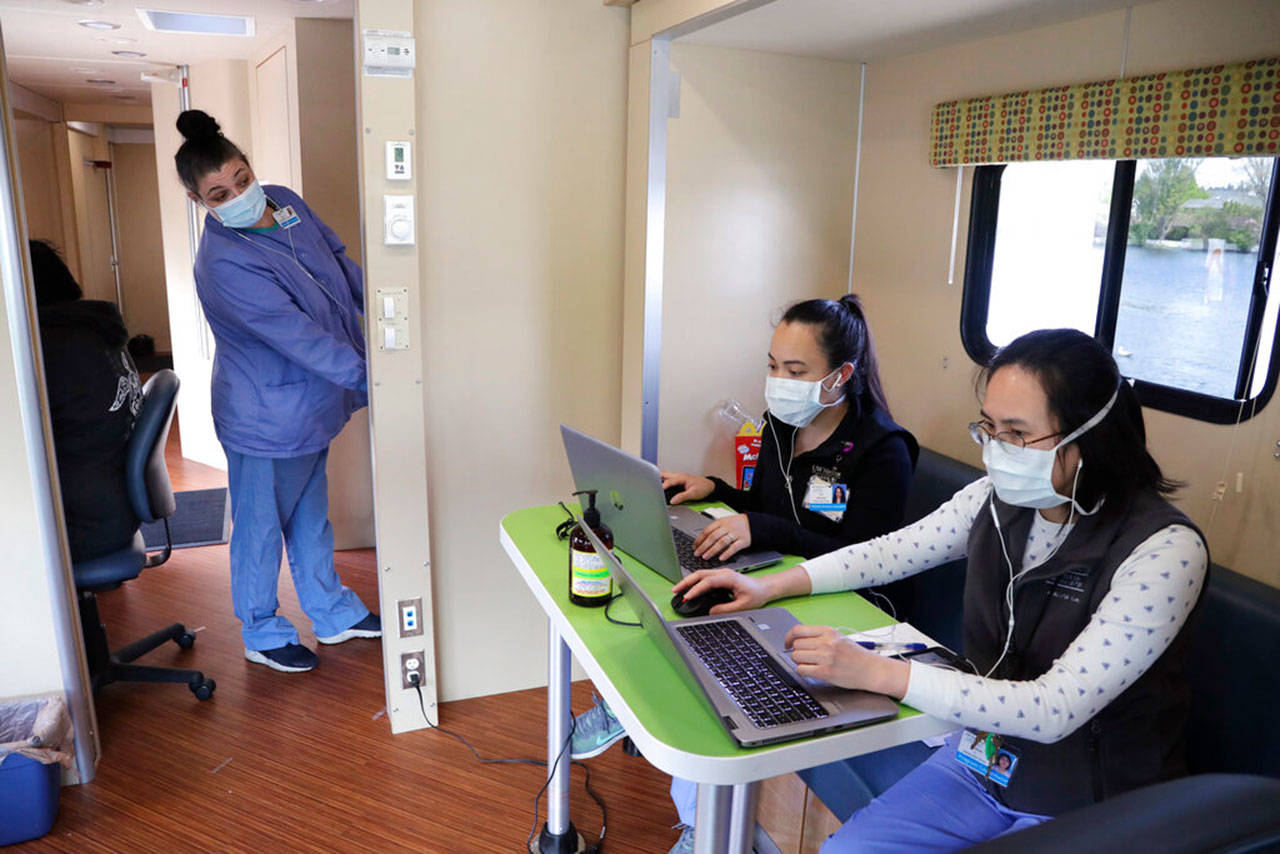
[{"xmin": 967, "ymin": 421, "xmax": 1063, "ymax": 449}]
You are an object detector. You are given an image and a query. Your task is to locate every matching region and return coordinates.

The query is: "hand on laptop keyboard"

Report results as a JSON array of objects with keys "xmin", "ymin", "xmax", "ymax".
[{"xmin": 692, "ymin": 513, "xmax": 752, "ymax": 563}]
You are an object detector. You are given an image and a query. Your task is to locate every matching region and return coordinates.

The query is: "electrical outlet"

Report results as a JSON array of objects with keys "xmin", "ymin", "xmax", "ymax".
[
  {"xmin": 398, "ymin": 597, "xmax": 424, "ymax": 637},
  {"xmin": 400, "ymin": 650, "xmax": 425, "ymax": 690}
]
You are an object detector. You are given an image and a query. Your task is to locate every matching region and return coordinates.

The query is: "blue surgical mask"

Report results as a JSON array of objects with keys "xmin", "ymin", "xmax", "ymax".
[
  {"xmin": 211, "ymin": 180, "xmax": 267, "ymax": 229},
  {"xmin": 980, "ymin": 387, "xmax": 1118, "ymax": 513}
]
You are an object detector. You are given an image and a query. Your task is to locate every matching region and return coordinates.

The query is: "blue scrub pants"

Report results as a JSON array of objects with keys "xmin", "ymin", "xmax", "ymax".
[
  {"xmin": 820, "ymin": 732, "xmax": 1049, "ymax": 853},
  {"xmin": 226, "ymin": 447, "xmax": 369, "ymax": 651},
  {"xmin": 671, "ymin": 731, "xmax": 1047, "ymax": 850}
]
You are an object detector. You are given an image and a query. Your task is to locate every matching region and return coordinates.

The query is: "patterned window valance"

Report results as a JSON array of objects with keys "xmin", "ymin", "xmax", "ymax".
[{"xmin": 930, "ymin": 57, "xmax": 1280, "ymax": 167}]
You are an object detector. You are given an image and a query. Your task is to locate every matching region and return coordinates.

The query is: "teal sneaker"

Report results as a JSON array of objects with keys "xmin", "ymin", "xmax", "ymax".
[
  {"xmin": 669, "ymin": 824, "xmax": 695, "ymax": 854},
  {"xmin": 570, "ymin": 694, "xmax": 626, "ymax": 759}
]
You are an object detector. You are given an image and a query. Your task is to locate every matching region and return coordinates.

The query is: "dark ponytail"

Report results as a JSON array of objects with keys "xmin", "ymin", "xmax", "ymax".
[
  {"xmin": 174, "ymin": 110, "xmax": 249, "ymax": 195},
  {"xmin": 779, "ymin": 294, "xmax": 892, "ymax": 417}
]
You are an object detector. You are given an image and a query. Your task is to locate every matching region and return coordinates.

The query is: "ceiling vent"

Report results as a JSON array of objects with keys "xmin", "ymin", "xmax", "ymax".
[{"xmin": 136, "ymin": 9, "xmax": 255, "ymax": 37}]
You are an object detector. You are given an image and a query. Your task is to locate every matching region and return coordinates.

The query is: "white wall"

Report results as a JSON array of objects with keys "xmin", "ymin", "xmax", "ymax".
[
  {"xmin": 111, "ymin": 142, "xmax": 170, "ymax": 352},
  {"xmin": 414, "ymin": 0, "xmax": 630, "ymax": 700},
  {"xmin": 0, "ymin": 144, "xmax": 66, "ymax": 702},
  {"xmin": 851, "ymin": 0, "xmax": 1280, "ymax": 582},
  {"xmin": 13, "ymin": 118, "xmax": 65, "ymax": 248},
  {"xmin": 659, "ymin": 43, "xmax": 859, "ymax": 478},
  {"xmin": 64, "ymin": 127, "xmax": 115, "ymax": 304},
  {"xmin": 151, "ymin": 60, "xmax": 253, "ymax": 470}
]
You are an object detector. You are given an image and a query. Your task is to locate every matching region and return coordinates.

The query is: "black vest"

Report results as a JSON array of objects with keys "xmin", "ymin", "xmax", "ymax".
[{"xmin": 963, "ymin": 488, "xmax": 1208, "ymax": 815}]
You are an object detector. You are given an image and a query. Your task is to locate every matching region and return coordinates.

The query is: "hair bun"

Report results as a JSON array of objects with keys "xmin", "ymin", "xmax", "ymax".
[
  {"xmin": 176, "ymin": 109, "xmax": 221, "ymax": 142},
  {"xmin": 838, "ymin": 293, "xmax": 865, "ymax": 317}
]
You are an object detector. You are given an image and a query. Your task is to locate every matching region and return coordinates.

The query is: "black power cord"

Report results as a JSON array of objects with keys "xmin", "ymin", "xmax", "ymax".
[
  {"xmin": 408, "ymin": 672, "xmax": 607, "ymax": 853},
  {"xmin": 603, "ymin": 593, "xmax": 640, "ymax": 628}
]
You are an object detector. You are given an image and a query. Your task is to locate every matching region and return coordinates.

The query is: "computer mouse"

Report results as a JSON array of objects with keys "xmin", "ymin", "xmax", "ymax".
[
  {"xmin": 671, "ymin": 588, "xmax": 734, "ymax": 618},
  {"xmin": 663, "ymin": 484, "xmax": 682, "ymax": 505}
]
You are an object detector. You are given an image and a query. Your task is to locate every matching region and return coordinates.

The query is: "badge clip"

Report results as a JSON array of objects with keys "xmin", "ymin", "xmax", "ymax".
[{"xmin": 273, "ymin": 204, "xmax": 302, "ymax": 229}]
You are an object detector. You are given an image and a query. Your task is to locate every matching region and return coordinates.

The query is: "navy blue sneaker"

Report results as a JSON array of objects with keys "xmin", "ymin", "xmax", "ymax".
[
  {"xmin": 244, "ymin": 643, "xmax": 318, "ymax": 673},
  {"xmin": 317, "ymin": 613, "xmax": 382, "ymax": 645}
]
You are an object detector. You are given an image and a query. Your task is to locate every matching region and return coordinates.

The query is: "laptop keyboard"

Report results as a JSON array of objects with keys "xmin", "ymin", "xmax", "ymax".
[
  {"xmin": 671, "ymin": 527, "xmax": 725, "ymax": 571},
  {"xmin": 676, "ymin": 620, "xmax": 828, "ymax": 729}
]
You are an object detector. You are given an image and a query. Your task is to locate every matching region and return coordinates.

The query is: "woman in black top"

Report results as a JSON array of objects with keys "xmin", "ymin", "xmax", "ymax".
[
  {"xmin": 606, "ymin": 295, "xmax": 918, "ymax": 853},
  {"xmin": 30, "ymin": 240, "xmax": 142, "ymax": 561},
  {"xmin": 663, "ymin": 294, "xmax": 918, "ymax": 562}
]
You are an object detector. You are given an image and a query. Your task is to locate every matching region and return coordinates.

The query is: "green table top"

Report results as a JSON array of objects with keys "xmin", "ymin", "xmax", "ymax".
[{"xmin": 501, "ymin": 503, "xmax": 928, "ymax": 761}]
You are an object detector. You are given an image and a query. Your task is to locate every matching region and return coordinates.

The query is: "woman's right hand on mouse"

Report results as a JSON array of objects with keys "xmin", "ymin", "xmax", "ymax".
[
  {"xmin": 660, "ymin": 471, "xmax": 714, "ymax": 504},
  {"xmin": 673, "ymin": 564, "xmax": 816, "ymax": 615},
  {"xmin": 671, "ymin": 568, "xmax": 770, "ymax": 614}
]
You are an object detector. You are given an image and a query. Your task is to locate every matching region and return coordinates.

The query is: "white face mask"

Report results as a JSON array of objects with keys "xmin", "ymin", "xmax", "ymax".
[
  {"xmin": 981, "ymin": 387, "xmax": 1118, "ymax": 512},
  {"xmin": 765, "ymin": 366, "xmax": 848, "ymax": 428}
]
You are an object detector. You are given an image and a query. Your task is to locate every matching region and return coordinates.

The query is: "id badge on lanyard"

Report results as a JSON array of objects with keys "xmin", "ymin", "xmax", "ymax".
[
  {"xmin": 273, "ymin": 205, "xmax": 301, "ymax": 229},
  {"xmin": 955, "ymin": 728, "xmax": 1020, "ymax": 787},
  {"xmin": 802, "ymin": 474, "xmax": 848, "ymax": 522}
]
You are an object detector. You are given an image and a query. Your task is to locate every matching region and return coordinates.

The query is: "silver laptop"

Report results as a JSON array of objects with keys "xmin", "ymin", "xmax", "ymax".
[
  {"xmin": 580, "ymin": 522, "xmax": 900, "ymax": 748},
  {"xmin": 561, "ymin": 425, "xmax": 782, "ymax": 582}
]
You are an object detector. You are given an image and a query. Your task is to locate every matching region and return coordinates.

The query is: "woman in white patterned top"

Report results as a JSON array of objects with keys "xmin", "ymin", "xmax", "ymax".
[{"xmin": 675, "ymin": 328, "xmax": 1207, "ymax": 853}]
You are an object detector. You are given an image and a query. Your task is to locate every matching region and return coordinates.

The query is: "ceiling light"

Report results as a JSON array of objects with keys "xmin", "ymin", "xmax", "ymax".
[
  {"xmin": 86, "ymin": 78, "xmax": 116, "ymax": 85},
  {"xmin": 136, "ymin": 8, "xmax": 255, "ymax": 36},
  {"xmin": 111, "ymin": 50, "xmax": 147, "ymax": 58},
  {"xmin": 62, "ymin": 0, "xmax": 106, "ymax": 7},
  {"xmin": 70, "ymin": 67, "xmax": 100, "ymax": 74},
  {"xmin": 77, "ymin": 19, "xmax": 121, "ymax": 30}
]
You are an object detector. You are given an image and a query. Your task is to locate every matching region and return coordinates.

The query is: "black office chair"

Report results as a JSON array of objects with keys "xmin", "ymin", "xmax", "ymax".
[{"xmin": 72, "ymin": 369, "xmax": 216, "ymax": 700}]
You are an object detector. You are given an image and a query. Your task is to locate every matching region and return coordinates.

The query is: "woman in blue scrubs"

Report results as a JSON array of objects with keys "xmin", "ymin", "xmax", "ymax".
[{"xmin": 174, "ymin": 110, "xmax": 379, "ymax": 673}]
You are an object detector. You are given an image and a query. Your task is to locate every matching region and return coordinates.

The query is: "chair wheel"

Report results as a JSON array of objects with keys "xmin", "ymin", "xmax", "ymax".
[
  {"xmin": 190, "ymin": 678, "xmax": 216, "ymax": 700},
  {"xmin": 176, "ymin": 632, "xmax": 196, "ymax": 650}
]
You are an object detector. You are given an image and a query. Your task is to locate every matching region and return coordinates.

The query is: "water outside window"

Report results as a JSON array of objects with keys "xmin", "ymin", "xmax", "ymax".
[
  {"xmin": 986, "ymin": 157, "xmax": 1276, "ymax": 401},
  {"xmin": 1114, "ymin": 157, "xmax": 1272, "ymax": 398},
  {"xmin": 987, "ymin": 161, "xmax": 1113, "ymax": 346}
]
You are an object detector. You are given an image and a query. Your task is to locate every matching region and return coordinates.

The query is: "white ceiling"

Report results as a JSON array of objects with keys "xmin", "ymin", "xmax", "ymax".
[
  {"xmin": 0, "ymin": 0, "xmax": 352, "ymax": 108},
  {"xmin": 681, "ymin": 0, "xmax": 1153, "ymax": 62}
]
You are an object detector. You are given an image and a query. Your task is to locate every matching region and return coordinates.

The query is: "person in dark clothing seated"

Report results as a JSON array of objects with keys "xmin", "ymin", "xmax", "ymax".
[
  {"xmin": 575, "ymin": 294, "xmax": 919, "ymax": 854},
  {"xmin": 30, "ymin": 239, "xmax": 142, "ymax": 562},
  {"xmin": 663, "ymin": 294, "xmax": 918, "ymax": 562}
]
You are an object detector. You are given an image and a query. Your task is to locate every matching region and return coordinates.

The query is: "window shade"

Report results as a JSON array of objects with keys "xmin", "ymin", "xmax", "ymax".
[{"xmin": 931, "ymin": 57, "xmax": 1279, "ymax": 167}]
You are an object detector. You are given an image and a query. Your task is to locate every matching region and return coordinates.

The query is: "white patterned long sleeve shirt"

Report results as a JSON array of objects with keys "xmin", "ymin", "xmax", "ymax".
[{"xmin": 802, "ymin": 477, "xmax": 1207, "ymax": 742}]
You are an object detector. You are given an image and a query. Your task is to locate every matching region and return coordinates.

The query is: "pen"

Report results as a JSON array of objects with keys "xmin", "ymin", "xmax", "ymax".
[
  {"xmin": 781, "ymin": 640, "xmax": 928, "ymax": 655},
  {"xmin": 855, "ymin": 641, "xmax": 927, "ymax": 653}
]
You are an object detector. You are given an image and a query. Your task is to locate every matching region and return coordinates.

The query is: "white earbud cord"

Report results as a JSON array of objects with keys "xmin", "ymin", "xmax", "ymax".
[
  {"xmin": 768, "ymin": 414, "xmax": 802, "ymax": 525},
  {"xmin": 220, "ymin": 201, "xmax": 362, "ymax": 348},
  {"xmin": 982, "ymin": 471, "xmax": 1080, "ymax": 679}
]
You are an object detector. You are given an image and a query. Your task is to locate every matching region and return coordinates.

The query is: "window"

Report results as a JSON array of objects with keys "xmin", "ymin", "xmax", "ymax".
[{"xmin": 962, "ymin": 156, "xmax": 1280, "ymax": 423}]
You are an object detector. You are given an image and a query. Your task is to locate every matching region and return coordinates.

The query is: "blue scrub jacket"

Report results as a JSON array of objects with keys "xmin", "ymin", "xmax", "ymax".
[{"xmin": 193, "ymin": 185, "xmax": 368, "ymax": 458}]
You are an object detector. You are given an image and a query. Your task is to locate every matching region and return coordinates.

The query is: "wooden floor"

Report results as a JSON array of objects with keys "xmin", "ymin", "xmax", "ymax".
[{"xmin": 13, "ymin": 422, "xmax": 677, "ymax": 853}]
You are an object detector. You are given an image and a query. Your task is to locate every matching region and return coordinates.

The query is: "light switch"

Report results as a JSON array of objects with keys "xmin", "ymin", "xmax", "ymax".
[
  {"xmin": 383, "ymin": 296, "xmax": 395, "ymax": 319},
  {"xmin": 384, "ymin": 326, "xmax": 396, "ymax": 350}
]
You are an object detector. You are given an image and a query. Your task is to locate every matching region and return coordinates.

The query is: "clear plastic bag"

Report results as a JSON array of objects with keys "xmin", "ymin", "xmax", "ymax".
[{"xmin": 0, "ymin": 694, "xmax": 73, "ymax": 768}]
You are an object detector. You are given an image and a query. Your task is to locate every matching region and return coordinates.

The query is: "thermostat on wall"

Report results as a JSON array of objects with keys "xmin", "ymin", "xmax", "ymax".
[
  {"xmin": 383, "ymin": 194, "xmax": 415, "ymax": 246},
  {"xmin": 363, "ymin": 29, "xmax": 415, "ymax": 78},
  {"xmin": 386, "ymin": 140, "xmax": 411, "ymax": 181}
]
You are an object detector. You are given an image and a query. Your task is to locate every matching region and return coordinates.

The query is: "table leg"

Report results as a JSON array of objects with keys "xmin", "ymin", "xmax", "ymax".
[
  {"xmin": 537, "ymin": 620, "xmax": 579, "ymax": 854},
  {"xmin": 694, "ymin": 783, "xmax": 732, "ymax": 853},
  {"xmin": 727, "ymin": 782, "xmax": 760, "ymax": 853}
]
